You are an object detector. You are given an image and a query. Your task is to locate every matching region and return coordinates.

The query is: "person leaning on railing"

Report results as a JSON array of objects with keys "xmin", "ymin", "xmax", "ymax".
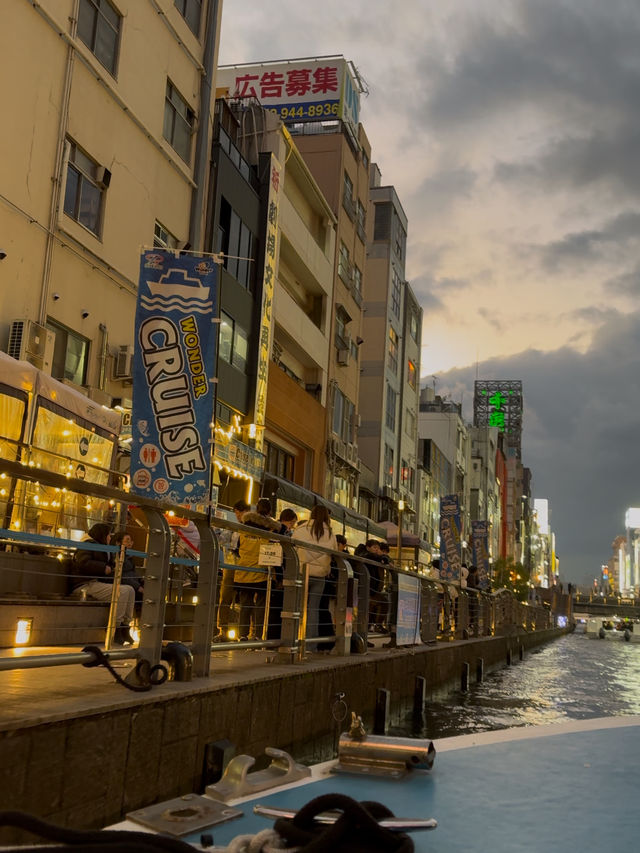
[
  {"xmin": 71, "ymin": 522, "xmax": 135, "ymax": 645},
  {"xmin": 291, "ymin": 505, "xmax": 337, "ymax": 652},
  {"xmin": 235, "ymin": 498, "xmax": 281, "ymax": 641}
]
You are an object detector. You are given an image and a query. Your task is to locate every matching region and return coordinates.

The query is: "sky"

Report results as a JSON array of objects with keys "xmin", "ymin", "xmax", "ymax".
[{"xmin": 218, "ymin": 0, "xmax": 640, "ymax": 587}]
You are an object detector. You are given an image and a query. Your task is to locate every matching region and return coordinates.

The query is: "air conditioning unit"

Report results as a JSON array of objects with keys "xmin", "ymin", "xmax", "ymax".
[
  {"xmin": 87, "ymin": 386, "xmax": 112, "ymax": 407},
  {"xmin": 382, "ymin": 485, "xmax": 398, "ymax": 500},
  {"xmin": 337, "ymin": 348, "xmax": 350, "ymax": 366},
  {"xmin": 95, "ymin": 166, "xmax": 112, "ymax": 188},
  {"xmin": 7, "ymin": 319, "xmax": 55, "ymax": 374},
  {"xmin": 114, "ymin": 345, "xmax": 134, "ymax": 379},
  {"xmin": 346, "ymin": 443, "xmax": 359, "ymax": 466}
]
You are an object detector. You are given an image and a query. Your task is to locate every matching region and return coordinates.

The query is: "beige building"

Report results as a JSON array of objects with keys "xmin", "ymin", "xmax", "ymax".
[
  {"xmin": 0, "ymin": 0, "xmax": 222, "ymax": 410},
  {"xmin": 265, "ymin": 127, "xmax": 337, "ymax": 496},
  {"xmin": 293, "ymin": 124, "xmax": 371, "ymax": 510}
]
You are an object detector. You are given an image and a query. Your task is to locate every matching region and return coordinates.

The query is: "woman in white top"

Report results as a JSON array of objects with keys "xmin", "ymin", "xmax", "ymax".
[{"xmin": 292, "ymin": 504, "xmax": 337, "ymax": 651}]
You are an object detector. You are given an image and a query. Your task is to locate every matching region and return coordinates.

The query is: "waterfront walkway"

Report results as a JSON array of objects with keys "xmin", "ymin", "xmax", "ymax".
[{"xmin": 0, "ymin": 636, "xmax": 415, "ymax": 732}]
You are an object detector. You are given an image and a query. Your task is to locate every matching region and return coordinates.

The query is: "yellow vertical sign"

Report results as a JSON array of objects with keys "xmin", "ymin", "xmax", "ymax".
[{"xmin": 253, "ymin": 153, "xmax": 282, "ymax": 452}]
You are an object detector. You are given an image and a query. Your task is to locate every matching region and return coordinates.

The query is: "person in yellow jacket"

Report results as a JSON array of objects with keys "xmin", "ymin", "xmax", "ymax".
[{"xmin": 235, "ymin": 498, "xmax": 281, "ymax": 640}]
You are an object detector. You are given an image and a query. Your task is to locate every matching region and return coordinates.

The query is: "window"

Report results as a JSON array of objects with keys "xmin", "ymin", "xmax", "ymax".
[
  {"xmin": 265, "ymin": 440, "xmax": 295, "ymax": 480},
  {"xmin": 218, "ymin": 198, "xmax": 256, "ymax": 290},
  {"xmin": 174, "ymin": 0, "xmax": 202, "ymax": 36},
  {"xmin": 353, "ymin": 265, "xmax": 362, "ymax": 299},
  {"xmin": 218, "ymin": 312, "xmax": 248, "ymax": 372},
  {"xmin": 410, "ymin": 310, "xmax": 419, "ymax": 343},
  {"xmin": 388, "ymin": 325, "xmax": 398, "ymax": 374},
  {"xmin": 392, "ymin": 210, "xmax": 407, "ymax": 261},
  {"xmin": 361, "ymin": 149, "xmax": 369, "ymax": 170},
  {"xmin": 47, "ymin": 320, "xmax": 89, "ymax": 386},
  {"xmin": 78, "ymin": 0, "xmax": 121, "ymax": 76},
  {"xmin": 374, "ymin": 201, "xmax": 391, "ymax": 241},
  {"xmin": 154, "ymin": 221, "xmax": 178, "ymax": 249},
  {"xmin": 356, "ymin": 200, "xmax": 366, "ymax": 243},
  {"xmin": 405, "ymin": 408, "xmax": 416, "ymax": 439},
  {"xmin": 407, "ymin": 359, "xmax": 417, "ymax": 389},
  {"xmin": 385, "ymin": 384, "xmax": 397, "ymax": 431},
  {"xmin": 63, "ymin": 141, "xmax": 105, "ymax": 236},
  {"xmin": 391, "ymin": 269, "xmax": 401, "ymax": 317},
  {"xmin": 164, "ymin": 80, "xmax": 194, "ymax": 163},
  {"xmin": 338, "ymin": 242, "xmax": 351, "ymax": 284},
  {"xmin": 384, "ymin": 443, "xmax": 394, "ymax": 486},
  {"xmin": 333, "ymin": 388, "xmax": 355, "ymax": 442},
  {"xmin": 342, "ymin": 172, "xmax": 354, "ymax": 219}
]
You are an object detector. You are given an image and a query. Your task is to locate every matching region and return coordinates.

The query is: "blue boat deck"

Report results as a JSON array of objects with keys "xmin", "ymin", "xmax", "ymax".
[{"xmin": 169, "ymin": 716, "xmax": 640, "ymax": 852}]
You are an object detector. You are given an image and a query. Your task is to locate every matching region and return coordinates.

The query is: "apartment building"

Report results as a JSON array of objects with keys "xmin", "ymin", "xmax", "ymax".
[
  {"xmin": 1, "ymin": 0, "xmax": 222, "ymax": 404},
  {"xmin": 359, "ymin": 166, "xmax": 421, "ymax": 528}
]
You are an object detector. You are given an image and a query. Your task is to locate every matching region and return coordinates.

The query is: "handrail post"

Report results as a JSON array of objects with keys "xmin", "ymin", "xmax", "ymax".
[
  {"xmin": 278, "ymin": 537, "xmax": 301, "ymax": 663},
  {"xmin": 191, "ymin": 519, "xmax": 218, "ymax": 677},
  {"xmin": 137, "ymin": 507, "xmax": 171, "ymax": 666},
  {"xmin": 333, "ymin": 556, "xmax": 353, "ymax": 655}
]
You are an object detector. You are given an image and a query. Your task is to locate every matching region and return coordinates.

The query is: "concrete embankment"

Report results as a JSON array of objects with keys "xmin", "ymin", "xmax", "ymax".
[{"xmin": 0, "ymin": 628, "xmax": 564, "ymax": 840}]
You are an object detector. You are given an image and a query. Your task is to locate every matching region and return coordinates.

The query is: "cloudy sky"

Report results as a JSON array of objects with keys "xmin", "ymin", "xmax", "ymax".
[{"xmin": 219, "ymin": 0, "xmax": 640, "ymax": 587}]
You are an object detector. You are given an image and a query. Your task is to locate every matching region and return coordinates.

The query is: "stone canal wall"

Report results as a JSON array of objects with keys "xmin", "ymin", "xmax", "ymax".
[{"xmin": 0, "ymin": 628, "xmax": 563, "ymax": 841}]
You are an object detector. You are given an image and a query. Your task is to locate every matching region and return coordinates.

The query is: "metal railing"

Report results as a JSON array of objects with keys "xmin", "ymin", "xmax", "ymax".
[{"xmin": 0, "ymin": 455, "xmax": 556, "ymax": 683}]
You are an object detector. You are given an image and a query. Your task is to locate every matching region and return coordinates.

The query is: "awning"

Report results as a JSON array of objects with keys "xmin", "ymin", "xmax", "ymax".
[{"xmin": 261, "ymin": 474, "xmax": 387, "ymax": 539}]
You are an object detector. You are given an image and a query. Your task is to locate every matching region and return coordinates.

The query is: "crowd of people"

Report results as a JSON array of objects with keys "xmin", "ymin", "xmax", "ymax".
[{"xmin": 73, "ymin": 499, "xmax": 483, "ymax": 650}]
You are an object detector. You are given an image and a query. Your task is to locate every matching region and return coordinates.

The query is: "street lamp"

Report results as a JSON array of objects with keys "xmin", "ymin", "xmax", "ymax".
[{"xmin": 397, "ymin": 499, "xmax": 405, "ymax": 564}]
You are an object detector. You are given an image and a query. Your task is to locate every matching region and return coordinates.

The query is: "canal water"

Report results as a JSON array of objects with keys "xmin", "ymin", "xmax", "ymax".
[{"xmin": 392, "ymin": 632, "xmax": 640, "ymax": 740}]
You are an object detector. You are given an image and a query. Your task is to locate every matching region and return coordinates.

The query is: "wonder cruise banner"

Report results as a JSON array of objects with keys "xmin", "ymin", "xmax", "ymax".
[{"xmin": 129, "ymin": 249, "xmax": 218, "ymax": 506}]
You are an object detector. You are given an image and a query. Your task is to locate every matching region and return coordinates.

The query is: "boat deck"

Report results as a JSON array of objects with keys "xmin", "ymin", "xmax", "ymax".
[{"xmin": 168, "ymin": 716, "xmax": 640, "ymax": 852}]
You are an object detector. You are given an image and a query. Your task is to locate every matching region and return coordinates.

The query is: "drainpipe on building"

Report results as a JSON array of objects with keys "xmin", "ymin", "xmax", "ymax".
[
  {"xmin": 37, "ymin": 0, "xmax": 80, "ymax": 326},
  {"xmin": 98, "ymin": 323, "xmax": 109, "ymax": 391},
  {"xmin": 188, "ymin": 0, "xmax": 220, "ymax": 252}
]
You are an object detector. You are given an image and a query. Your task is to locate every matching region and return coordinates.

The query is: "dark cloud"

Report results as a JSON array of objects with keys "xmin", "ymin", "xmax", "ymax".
[
  {"xmin": 432, "ymin": 309, "xmax": 640, "ymax": 588},
  {"xmin": 606, "ymin": 266, "xmax": 640, "ymax": 296},
  {"xmin": 420, "ymin": 1, "xmax": 640, "ymax": 129},
  {"xmin": 526, "ymin": 210, "xmax": 640, "ymax": 272}
]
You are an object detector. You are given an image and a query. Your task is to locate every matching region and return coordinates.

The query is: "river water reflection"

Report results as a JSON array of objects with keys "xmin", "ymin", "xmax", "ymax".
[{"xmin": 392, "ymin": 632, "xmax": 640, "ymax": 740}]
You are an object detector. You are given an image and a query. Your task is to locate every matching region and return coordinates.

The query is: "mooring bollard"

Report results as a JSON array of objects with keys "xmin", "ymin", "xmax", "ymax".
[
  {"xmin": 476, "ymin": 656, "xmax": 484, "ymax": 683},
  {"xmin": 519, "ymin": 644, "xmax": 525, "ymax": 661},
  {"xmin": 413, "ymin": 676, "xmax": 426, "ymax": 717},
  {"xmin": 461, "ymin": 661, "xmax": 470, "ymax": 693},
  {"xmin": 374, "ymin": 687, "xmax": 390, "ymax": 735},
  {"xmin": 506, "ymin": 647, "xmax": 512, "ymax": 666}
]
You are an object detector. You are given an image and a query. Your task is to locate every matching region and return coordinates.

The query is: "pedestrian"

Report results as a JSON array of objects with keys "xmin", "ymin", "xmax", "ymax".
[
  {"xmin": 292, "ymin": 505, "xmax": 337, "ymax": 652},
  {"xmin": 214, "ymin": 499, "xmax": 249, "ymax": 642},
  {"xmin": 266, "ymin": 507, "xmax": 297, "ymax": 640},
  {"xmin": 235, "ymin": 498, "xmax": 281, "ymax": 641},
  {"xmin": 71, "ymin": 522, "xmax": 135, "ymax": 645}
]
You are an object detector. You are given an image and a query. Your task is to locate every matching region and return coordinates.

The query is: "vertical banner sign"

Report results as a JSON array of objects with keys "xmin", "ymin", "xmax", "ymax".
[
  {"xmin": 130, "ymin": 249, "xmax": 218, "ymax": 506},
  {"xmin": 395, "ymin": 574, "xmax": 422, "ymax": 646},
  {"xmin": 253, "ymin": 153, "xmax": 282, "ymax": 452},
  {"xmin": 439, "ymin": 495, "xmax": 462, "ymax": 582},
  {"xmin": 471, "ymin": 520, "xmax": 490, "ymax": 590}
]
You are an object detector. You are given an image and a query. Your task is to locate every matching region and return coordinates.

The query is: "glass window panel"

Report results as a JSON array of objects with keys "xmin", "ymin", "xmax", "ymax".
[
  {"xmin": 65, "ymin": 334, "xmax": 88, "ymax": 385},
  {"xmin": 77, "ymin": 2, "xmax": 96, "ymax": 48},
  {"xmin": 95, "ymin": 23, "xmax": 118, "ymax": 74},
  {"xmin": 227, "ymin": 211, "xmax": 240, "ymax": 278},
  {"xmin": 232, "ymin": 326, "xmax": 247, "ymax": 371},
  {"xmin": 64, "ymin": 167, "xmax": 80, "ymax": 218},
  {"xmin": 219, "ymin": 314, "xmax": 233, "ymax": 363},
  {"xmin": 237, "ymin": 223, "xmax": 250, "ymax": 287},
  {"xmin": 173, "ymin": 117, "xmax": 191, "ymax": 162},
  {"xmin": 101, "ymin": 0, "xmax": 120, "ymax": 29},
  {"xmin": 79, "ymin": 178, "xmax": 102, "ymax": 234}
]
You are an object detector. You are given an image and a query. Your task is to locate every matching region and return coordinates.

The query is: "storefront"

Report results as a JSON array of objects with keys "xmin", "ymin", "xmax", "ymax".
[{"xmin": 0, "ymin": 351, "xmax": 121, "ymax": 537}]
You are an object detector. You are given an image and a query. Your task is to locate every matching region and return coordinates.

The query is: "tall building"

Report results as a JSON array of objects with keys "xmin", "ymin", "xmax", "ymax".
[
  {"xmin": 2, "ymin": 0, "xmax": 222, "ymax": 395},
  {"xmin": 417, "ymin": 388, "xmax": 470, "ymax": 541},
  {"xmin": 359, "ymin": 166, "xmax": 421, "ymax": 529},
  {"xmin": 217, "ymin": 56, "xmax": 370, "ymax": 511},
  {"xmin": 0, "ymin": 0, "xmax": 223, "ymax": 520},
  {"xmin": 468, "ymin": 425, "xmax": 501, "ymax": 564}
]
